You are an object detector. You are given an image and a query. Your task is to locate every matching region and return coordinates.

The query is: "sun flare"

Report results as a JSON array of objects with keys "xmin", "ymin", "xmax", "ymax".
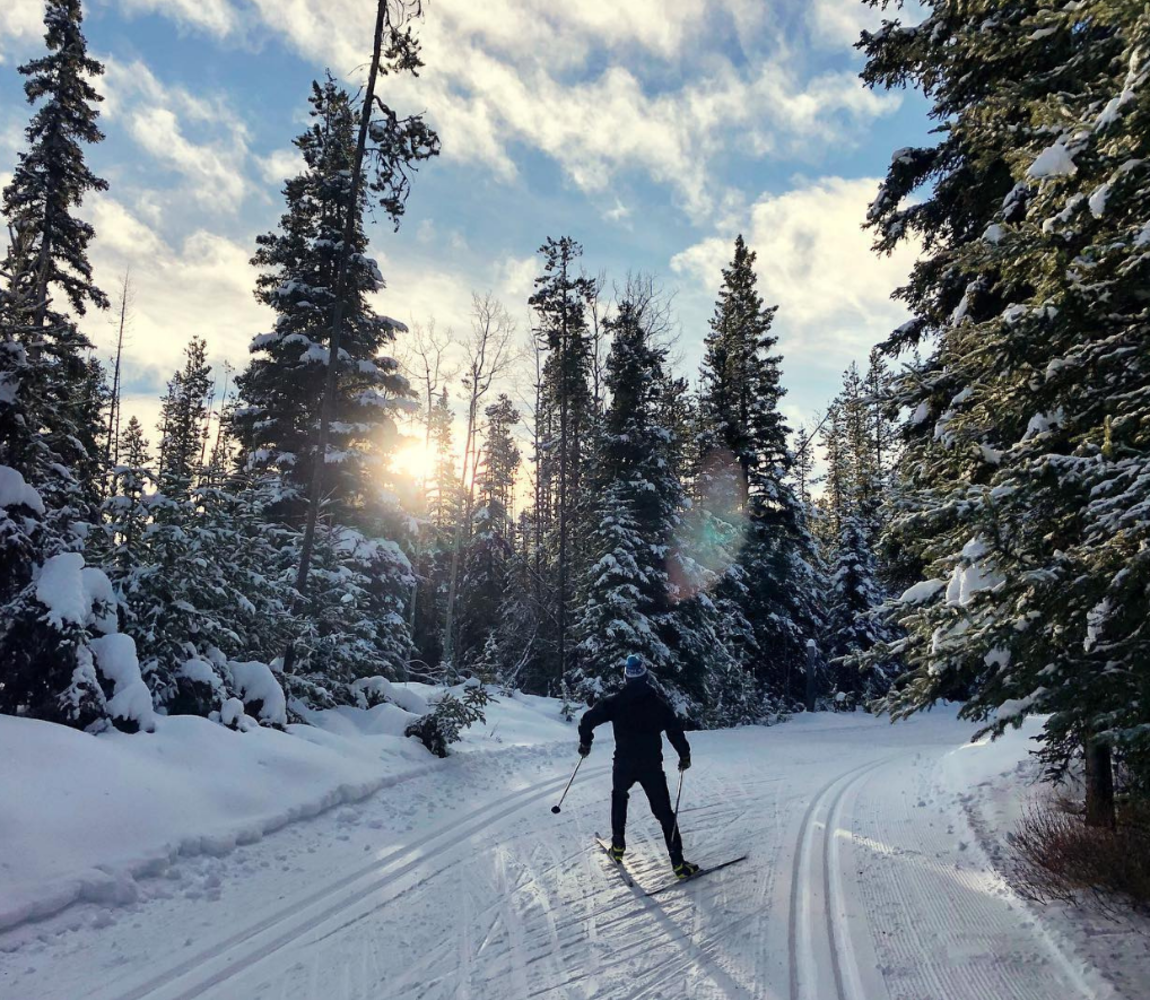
[{"xmin": 391, "ymin": 435, "xmax": 436, "ymax": 484}]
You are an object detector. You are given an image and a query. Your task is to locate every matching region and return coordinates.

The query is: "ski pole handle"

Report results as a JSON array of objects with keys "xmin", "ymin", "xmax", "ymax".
[{"xmin": 550, "ymin": 754, "xmax": 585, "ymax": 814}]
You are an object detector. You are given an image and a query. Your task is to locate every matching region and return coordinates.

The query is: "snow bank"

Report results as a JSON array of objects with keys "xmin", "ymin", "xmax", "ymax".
[{"xmin": 0, "ymin": 686, "xmax": 573, "ymax": 932}]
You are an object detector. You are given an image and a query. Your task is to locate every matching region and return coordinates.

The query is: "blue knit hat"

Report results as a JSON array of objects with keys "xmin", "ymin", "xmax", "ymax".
[{"xmin": 624, "ymin": 654, "xmax": 646, "ymax": 678}]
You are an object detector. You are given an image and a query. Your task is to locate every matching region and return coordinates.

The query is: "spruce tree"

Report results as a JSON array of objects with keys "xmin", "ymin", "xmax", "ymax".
[
  {"xmin": 236, "ymin": 76, "xmax": 411, "ymax": 519},
  {"xmin": 236, "ymin": 75, "xmax": 419, "ymax": 700},
  {"xmin": 0, "ymin": 0, "xmax": 153, "ymax": 732},
  {"xmin": 456, "ymin": 394, "xmax": 520, "ymax": 672},
  {"xmin": 527, "ymin": 237, "xmax": 596, "ymax": 688},
  {"xmin": 695, "ymin": 235, "xmax": 819, "ymax": 706},
  {"xmin": 862, "ymin": 1, "xmax": 1150, "ymax": 819}
]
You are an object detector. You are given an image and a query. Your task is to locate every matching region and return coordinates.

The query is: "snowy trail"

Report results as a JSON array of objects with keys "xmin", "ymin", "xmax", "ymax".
[{"xmin": 1, "ymin": 712, "xmax": 1120, "ymax": 1000}]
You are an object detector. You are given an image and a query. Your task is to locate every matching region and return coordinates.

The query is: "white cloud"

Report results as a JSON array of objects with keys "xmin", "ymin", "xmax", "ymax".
[
  {"xmin": 603, "ymin": 198, "xmax": 631, "ymax": 223},
  {"xmin": 0, "ymin": 0, "xmax": 43, "ymax": 64},
  {"xmin": 118, "ymin": 0, "xmax": 239, "ymax": 38},
  {"xmin": 671, "ymin": 176, "xmax": 919, "ymax": 369},
  {"xmin": 134, "ymin": 0, "xmax": 900, "ymax": 220},
  {"xmin": 81, "ymin": 195, "xmax": 269, "ymax": 411},
  {"xmin": 256, "ymin": 147, "xmax": 302, "ymax": 187},
  {"xmin": 102, "ymin": 57, "xmax": 254, "ymax": 213},
  {"xmin": 807, "ymin": 0, "xmax": 877, "ymax": 49}
]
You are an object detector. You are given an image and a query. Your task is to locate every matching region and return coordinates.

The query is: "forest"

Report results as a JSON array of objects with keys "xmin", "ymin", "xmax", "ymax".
[{"xmin": 1, "ymin": 0, "xmax": 1147, "ymax": 839}]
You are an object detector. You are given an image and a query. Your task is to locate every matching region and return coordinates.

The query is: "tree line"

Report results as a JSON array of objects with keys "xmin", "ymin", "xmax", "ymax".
[{"xmin": 1, "ymin": 0, "xmax": 1145, "ymax": 819}]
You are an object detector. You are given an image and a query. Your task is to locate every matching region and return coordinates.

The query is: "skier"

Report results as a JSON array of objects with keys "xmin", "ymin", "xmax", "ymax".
[{"xmin": 578, "ymin": 654, "xmax": 700, "ymax": 879}]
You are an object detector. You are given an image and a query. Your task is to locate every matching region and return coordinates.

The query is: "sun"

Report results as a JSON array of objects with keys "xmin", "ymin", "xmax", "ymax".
[{"xmin": 391, "ymin": 434, "xmax": 436, "ymax": 484}]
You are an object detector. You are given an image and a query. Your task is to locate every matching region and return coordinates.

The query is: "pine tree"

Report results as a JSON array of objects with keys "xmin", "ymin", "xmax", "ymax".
[
  {"xmin": 862, "ymin": 1, "xmax": 1150, "ymax": 820},
  {"xmin": 527, "ymin": 237, "xmax": 597, "ymax": 688},
  {"xmin": 235, "ymin": 74, "xmax": 419, "ymax": 701},
  {"xmin": 456, "ymin": 394, "xmax": 520, "ymax": 673},
  {"xmin": 159, "ymin": 336, "xmax": 212, "ymax": 493},
  {"xmin": 236, "ymin": 75, "xmax": 412, "ymax": 520},
  {"xmin": 571, "ymin": 301, "xmax": 678, "ymax": 698},
  {"xmin": 427, "ymin": 387, "xmax": 462, "ymax": 531},
  {"xmin": 695, "ymin": 235, "xmax": 819, "ymax": 706},
  {"xmin": 0, "ymin": 1, "xmax": 153, "ymax": 733}
]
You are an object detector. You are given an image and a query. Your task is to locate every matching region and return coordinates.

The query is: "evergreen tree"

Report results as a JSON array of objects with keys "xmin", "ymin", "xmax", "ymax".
[
  {"xmin": 695, "ymin": 235, "xmax": 819, "ymax": 705},
  {"xmin": 862, "ymin": 0, "xmax": 1150, "ymax": 819},
  {"xmin": 456, "ymin": 394, "xmax": 520, "ymax": 672},
  {"xmin": 236, "ymin": 75, "xmax": 412, "ymax": 520},
  {"xmin": 527, "ymin": 237, "xmax": 597, "ymax": 688},
  {"xmin": 427, "ymin": 387, "xmax": 462, "ymax": 531},
  {"xmin": 0, "ymin": 0, "xmax": 152, "ymax": 733},
  {"xmin": 158, "ymin": 336, "xmax": 212, "ymax": 493},
  {"xmin": 235, "ymin": 75, "xmax": 418, "ymax": 701},
  {"xmin": 571, "ymin": 301, "xmax": 679, "ymax": 699},
  {"xmin": 2, "ymin": 0, "xmax": 108, "ymax": 326}
]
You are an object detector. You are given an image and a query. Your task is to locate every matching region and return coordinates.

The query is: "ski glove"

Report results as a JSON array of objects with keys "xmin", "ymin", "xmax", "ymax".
[
  {"xmin": 678, "ymin": 756, "xmax": 691, "ymax": 771},
  {"xmin": 578, "ymin": 743, "xmax": 591, "ymax": 757}
]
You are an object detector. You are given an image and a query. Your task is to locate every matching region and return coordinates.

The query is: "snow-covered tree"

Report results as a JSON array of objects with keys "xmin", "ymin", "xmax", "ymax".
[
  {"xmin": 863, "ymin": 0, "xmax": 1150, "ymax": 821},
  {"xmin": 695, "ymin": 235, "xmax": 820, "ymax": 706},
  {"xmin": 0, "ymin": 1, "xmax": 154, "ymax": 733},
  {"xmin": 235, "ymin": 75, "xmax": 420, "ymax": 703},
  {"xmin": 456, "ymin": 394, "xmax": 520, "ymax": 673},
  {"xmin": 236, "ymin": 76, "xmax": 412, "ymax": 520}
]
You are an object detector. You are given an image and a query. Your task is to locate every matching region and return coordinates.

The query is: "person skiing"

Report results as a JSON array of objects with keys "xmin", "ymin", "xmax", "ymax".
[{"xmin": 578, "ymin": 654, "xmax": 700, "ymax": 879}]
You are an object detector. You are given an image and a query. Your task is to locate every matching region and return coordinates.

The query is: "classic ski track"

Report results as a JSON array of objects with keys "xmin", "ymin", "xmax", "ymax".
[
  {"xmin": 789, "ymin": 753, "xmax": 896, "ymax": 1000},
  {"xmin": 108, "ymin": 762, "xmax": 610, "ymax": 1000}
]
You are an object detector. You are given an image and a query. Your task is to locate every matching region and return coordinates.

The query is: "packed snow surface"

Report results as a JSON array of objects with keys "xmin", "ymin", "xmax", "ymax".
[{"xmin": 2, "ymin": 705, "xmax": 1146, "ymax": 1000}]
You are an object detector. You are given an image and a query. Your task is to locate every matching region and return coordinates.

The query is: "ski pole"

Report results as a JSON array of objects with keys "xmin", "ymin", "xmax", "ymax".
[
  {"xmin": 550, "ymin": 755, "xmax": 585, "ymax": 814},
  {"xmin": 670, "ymin": 768, "xmax": 684, "ymax": 843}
]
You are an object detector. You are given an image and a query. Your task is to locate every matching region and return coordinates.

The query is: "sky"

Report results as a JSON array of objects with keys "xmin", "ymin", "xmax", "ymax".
[{"xmin": 0, "ymin": 0, "xmax": 930, "ymax": 464}]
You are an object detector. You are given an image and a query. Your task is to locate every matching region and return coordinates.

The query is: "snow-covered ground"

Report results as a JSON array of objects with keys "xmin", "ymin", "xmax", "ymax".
[{"xmin": 2, "ymin": 701, "xmax": 1147, "ymax": 1000}]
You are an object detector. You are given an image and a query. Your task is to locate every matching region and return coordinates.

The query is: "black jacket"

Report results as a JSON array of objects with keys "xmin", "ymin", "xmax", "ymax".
[{"xmin": 578, "ymin": 677, "xmax": 690, "ymax": 765}]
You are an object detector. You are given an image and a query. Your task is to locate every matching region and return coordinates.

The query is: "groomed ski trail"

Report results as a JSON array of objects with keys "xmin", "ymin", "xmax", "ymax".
[{"xmin": 0, "ymin": 712, "xmax": 1124, "ymax": 1000}]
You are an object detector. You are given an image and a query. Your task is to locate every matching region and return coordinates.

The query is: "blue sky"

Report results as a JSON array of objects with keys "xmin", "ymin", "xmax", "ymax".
[{"xmin": 0, "ymin": 0, "xmax": 930, "ymax": 453}]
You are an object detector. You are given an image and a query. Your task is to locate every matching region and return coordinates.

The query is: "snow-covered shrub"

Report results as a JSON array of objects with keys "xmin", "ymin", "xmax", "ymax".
[{"xmin": 404, "ymin": 683, "xmax": 490, "ymax": 758}]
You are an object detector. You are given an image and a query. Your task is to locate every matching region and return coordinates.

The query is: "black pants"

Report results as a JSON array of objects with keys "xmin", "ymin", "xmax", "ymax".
[{"xmin": 611, "ymin": 758, "xmax": 682, "ymax": 863}]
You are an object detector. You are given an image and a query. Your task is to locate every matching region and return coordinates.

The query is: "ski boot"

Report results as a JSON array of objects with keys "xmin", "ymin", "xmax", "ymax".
[
  {"xmin": 673, "ymin": 859, "xmax": 701, "ymax": 880},
  {"xmin": 609, "ymin": 841, "xmax": 626, "ymax": 863}
]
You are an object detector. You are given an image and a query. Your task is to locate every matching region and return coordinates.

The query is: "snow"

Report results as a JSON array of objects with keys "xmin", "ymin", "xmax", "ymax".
[
  {"xmin": 35, "ymin": 552, "xmax": 91, "ymax": 627},
  {"xmin": 946, "ymin": 536, "xmax": 1004, "ymax": 606},
  {"xmin": 1088, "ymin": 181, "xmax": 1111, "ymax": 217},
  {"xmin": 0, "ymin": 464, "xmax": 45, "ymax": 513},
  {"xmin": 1023, "ymin": 408, "xmax": 1065, "ymax": 440},
  {"xmin": 0, "ymin": 687, "xmax": 573, "ymax": 935},
  {"xmin": 899, "ymin": 578, "xmax": 946, "ymax": 604},
  {"xmin": 228, "ymin": 660, "xmax": 287, "ymax": 727},
  {"xmin": 1135, "ymin": 220, "xmax": 1150, "ymax": 247},
  {"xmin": 89, "ymin": 634, "xmax": 155, "ymax": 732},
  {"xmin": 982, "ymin": 222, "xmax": 1006, "ymax": 243},
  {"xmin": 1027, "ymin": 139, "xmax": 1078, "ymax": 179},
  {"xmin": 3, "ymin": 707, "xmax": 1140, "ymax": 1000}
]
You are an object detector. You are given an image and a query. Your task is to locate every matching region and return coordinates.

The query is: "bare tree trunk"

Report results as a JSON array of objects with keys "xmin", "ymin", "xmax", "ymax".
[
  {"xmin": 1084, "ymin": 735, "xmax": 1116, "ymax": 829},
  {"xmin": 443, "ymin": 294, "xmax": 515, "ymax": 663},
  {"xmin": 104, "ymin": 269, "xmax": 131, "ymax": 478},
  {"xmin": 557, "ymin": 254, "xmax": 569, "ymax": 686},
  {"xmin": 283, "ymin": 0, "xmax": 392, "ymax": 676}
]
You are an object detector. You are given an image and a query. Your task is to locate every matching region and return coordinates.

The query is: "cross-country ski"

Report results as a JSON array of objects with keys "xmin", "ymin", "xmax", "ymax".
[{"xmin": 2, "ymin": 1, "xmax": 1149, "ymax": 999}]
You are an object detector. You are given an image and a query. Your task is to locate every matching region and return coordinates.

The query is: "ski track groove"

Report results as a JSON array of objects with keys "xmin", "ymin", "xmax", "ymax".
[
  {"xmin": 109, "ymin": 763, "xmax": 609, "ymax": 1000},
  {"xmin": 789, "ymin": 753, "xmax": 896, "ymax": 1000}
]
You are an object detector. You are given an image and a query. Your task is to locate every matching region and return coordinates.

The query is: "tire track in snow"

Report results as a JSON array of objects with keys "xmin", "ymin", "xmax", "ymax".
[
  {"xmin": 109, "ymin": 763, "xmax": 609, "ymax": 1000},
  {"xmin": 789, "ymin": 754, "xmax": 895, "ymax": 1000}
]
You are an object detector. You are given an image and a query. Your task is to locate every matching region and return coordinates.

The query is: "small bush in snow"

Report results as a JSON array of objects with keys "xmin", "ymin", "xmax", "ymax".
[
  {"xmin": 405, "ymin": 683, "xmax": 490, "ymax": 758},
  {"xmin": 1010, "ymin": 797, "xmax": 1150, "ymax": 912}
]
